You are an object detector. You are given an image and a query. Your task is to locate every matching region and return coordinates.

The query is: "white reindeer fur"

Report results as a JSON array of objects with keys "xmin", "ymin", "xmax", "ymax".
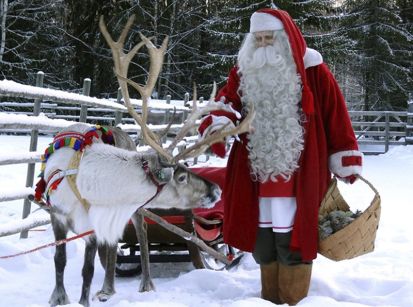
[
  {"xmin": 45, "ymin": 124, "xmax": 219, "ymax": 245},
  {"xmin": 47, "ymin": 143, "xmax": 163, "ymax": 244}
]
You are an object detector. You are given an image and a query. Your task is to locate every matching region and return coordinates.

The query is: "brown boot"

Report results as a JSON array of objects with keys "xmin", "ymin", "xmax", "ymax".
[
  {"xmin": 278, "ymin": 263, "xmax": 312, "ymax": 306},
  {"xmin": 260, "ymin": 262, "xmax": 281, "ymax": 304}
]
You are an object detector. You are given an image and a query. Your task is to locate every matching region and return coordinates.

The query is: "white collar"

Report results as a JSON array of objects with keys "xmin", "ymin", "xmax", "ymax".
[{"xmin": 303, "ymin": 48, "xmax": 323, "ymax": 69}]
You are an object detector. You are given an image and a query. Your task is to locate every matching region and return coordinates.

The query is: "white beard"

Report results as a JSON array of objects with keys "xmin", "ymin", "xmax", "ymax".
[{"xmin": 238, "ymin": 31, "xmax": 304, "ymax": 182}]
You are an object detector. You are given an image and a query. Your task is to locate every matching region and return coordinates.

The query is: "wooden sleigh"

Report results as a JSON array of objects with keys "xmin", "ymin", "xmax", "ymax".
[{"xmin": 115, "ymin": 166, "xmax": 244, "ymax": 275}]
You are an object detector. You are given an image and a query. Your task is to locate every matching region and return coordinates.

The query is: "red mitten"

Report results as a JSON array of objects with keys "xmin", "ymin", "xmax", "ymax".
[
  {"xmin": 198, "ymin": 115, "xmax": 213, "ymax": 136},
  {"xmin": 211, "ymin": 142, "xmax": 226, "ymax": 158},
  {"xmin": 337, "ymin": 174, "xmax": 358, "ymax": 184},
  {"xmin": 198, "ymin": 115, "xmax": 235, "ymax": 158}
]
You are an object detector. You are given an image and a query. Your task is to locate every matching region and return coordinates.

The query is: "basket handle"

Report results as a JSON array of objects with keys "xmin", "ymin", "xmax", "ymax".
[{"xmin": 355, "ymin": 175, "xmax": 380, "ymax": 197}]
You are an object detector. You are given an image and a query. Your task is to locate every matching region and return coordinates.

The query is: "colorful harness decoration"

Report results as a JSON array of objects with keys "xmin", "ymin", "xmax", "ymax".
[{"xmin": 34, "ymin": 125, "xmax": 114, "ymax": 205}]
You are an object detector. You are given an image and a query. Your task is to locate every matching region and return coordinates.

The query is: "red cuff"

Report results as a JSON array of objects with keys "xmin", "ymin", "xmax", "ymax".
[{"xmin": 342, "ymin": 156, "xmax": 362, "ymax": 167}]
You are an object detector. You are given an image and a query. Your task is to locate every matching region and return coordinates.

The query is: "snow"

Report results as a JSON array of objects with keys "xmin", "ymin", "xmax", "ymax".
[
  {"xmin": 0, "ymin": 134, "xmax": 413, "ymax": 306},
  {"xmin": 0, "ymin": 112, "xmax": 75, "ymax": 129}
]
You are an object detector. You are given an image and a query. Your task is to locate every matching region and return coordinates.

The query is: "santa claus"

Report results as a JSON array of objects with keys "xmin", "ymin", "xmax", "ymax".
[{"xmin": 199, "ymin": 8, "xmax": 363, "ymax": 305}]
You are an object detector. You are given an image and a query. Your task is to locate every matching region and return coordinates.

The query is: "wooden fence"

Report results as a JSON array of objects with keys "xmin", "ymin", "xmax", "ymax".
[
  {"xmin": 0, "ymin": 74, "xmax": 204, "ymax": 238},
  {"xmin": 0, "ymin": 74, "xmax": 412, "ymax": 238},
  {"xmin": 349, "ymin": 109, "xmax": 413, "ymax": 154}
]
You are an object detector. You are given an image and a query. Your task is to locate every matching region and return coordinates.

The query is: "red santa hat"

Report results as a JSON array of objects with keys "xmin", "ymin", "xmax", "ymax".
[
  {"xmin": 251, "ymin": 8, "xmax": 315, "ymax": 115},
  {"xmin": 249, "ymin": 11, "xmax": 284, "ymax": 32}
]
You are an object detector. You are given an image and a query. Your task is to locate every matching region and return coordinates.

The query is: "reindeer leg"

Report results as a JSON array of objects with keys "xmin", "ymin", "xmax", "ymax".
[
  {"xmin": 78, "ymin": 236, "xmax": 97, "ymax": 307},
  {"xmin": 132, "ymin": 210, "xmax": 155, "ymax": 292},
  {"xmin": 94, "ymin": 243, "xmax": 116, "ymax": 302},
  {"xmin": 49, "ymin": 214, "xmax": 70, "ymax": 306}
]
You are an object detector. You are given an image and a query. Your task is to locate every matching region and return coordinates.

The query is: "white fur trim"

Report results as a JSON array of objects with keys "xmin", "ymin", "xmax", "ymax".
[
  {"xmin": 329, "ymin": 150, "xmax": 363, "ymax": 178},
  {"xmin": 303, "ymin": 48, "xmax": 323, "ymax": 68},
  {"xmin": 250, "ymin": 12, "xmax": 284, "ymax": 33}
]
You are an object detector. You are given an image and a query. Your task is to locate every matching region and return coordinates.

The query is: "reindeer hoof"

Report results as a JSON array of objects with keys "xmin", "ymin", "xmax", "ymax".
[
  {"xmin": 139, "ymin": 281, "xmax": 155, "ymax": 292},
  {"xmin": 93, "ymin": 290, "xmax": 115, "ymax": 302},
  {"xmin": 49, "ymin": 287, "xmax": 70, "ymax": 306}
]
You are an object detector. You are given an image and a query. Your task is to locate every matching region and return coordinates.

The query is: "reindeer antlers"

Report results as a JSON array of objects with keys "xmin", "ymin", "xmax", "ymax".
[
  {"xmin": 99, "ymin": 16, "xmax": 254, "ymax": 164},
  {"xmin": 99, "ymin": 15, "xmax": 172, "ymax": 162}
]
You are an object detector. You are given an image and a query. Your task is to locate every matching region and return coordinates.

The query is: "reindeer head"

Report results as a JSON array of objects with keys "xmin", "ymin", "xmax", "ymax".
[{"xmin": 99, "ymin": 16, "xmax": 253, "ymax": 209}]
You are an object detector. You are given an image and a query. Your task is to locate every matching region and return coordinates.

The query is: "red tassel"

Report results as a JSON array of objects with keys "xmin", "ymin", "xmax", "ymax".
[
  {"xmin": 83, "ymin": 130, "xmax": 99, "ymax": 148},
  {"xmin": 34, "ymin": 178, "xmax": 46, "ymax": 201}
]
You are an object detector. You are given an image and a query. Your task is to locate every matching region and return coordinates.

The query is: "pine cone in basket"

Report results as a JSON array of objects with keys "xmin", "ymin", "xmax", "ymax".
[{"xmin": 318, "ymin": 209, "xmax": 362, "ymax": 240}]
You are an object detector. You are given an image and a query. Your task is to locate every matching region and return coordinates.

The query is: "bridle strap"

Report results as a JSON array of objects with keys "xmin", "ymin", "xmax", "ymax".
[{"xmin": 138, "ymin": 158, "xmax": 166, "ymax": 209}]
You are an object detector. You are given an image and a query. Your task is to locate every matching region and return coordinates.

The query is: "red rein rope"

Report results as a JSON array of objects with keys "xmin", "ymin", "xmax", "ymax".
[{"xmin": 0, "ymin": 230, "xmax": 94, "ymax": 259}]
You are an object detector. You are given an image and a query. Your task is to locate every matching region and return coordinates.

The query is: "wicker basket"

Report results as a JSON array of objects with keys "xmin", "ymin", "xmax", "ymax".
[{"xmin": 318, "ymin": 175, "xmax": 381, "ymax": 261}]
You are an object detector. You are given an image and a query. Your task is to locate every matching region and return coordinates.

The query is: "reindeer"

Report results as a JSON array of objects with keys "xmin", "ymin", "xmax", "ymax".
[{"xmin": 41, "ymin": 15, "xmax": 254, "ymax": 307}]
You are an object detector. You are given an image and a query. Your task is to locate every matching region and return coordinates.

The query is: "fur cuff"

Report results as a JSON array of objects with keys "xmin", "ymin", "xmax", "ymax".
[{"xmin": 329, "ymin": 150, "xmax": 363, "ymax": 178}]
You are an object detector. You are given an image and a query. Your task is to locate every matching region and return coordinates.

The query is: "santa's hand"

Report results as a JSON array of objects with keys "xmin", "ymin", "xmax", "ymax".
[
  {"xmin": 329, "ymin": 150, "xmax": 363, "ymax": 184},
  {"xmin": 337, "ymin": 174, "xmax": 358, "ymax": 184},
  {"xmin": 198, "ymin": 115, "xmax": 236, "ymax": 142},
  {"xmin": 198, "ymin": 115, "xmax": 237, "ymax": 158},
  {"xmin": 214, "ymin": 96, "xmax": 242, "ymax": 120}
]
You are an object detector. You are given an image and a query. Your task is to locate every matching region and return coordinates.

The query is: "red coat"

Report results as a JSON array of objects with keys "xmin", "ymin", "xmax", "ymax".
[{"xmin": 206, "ymin": 9, "xmax": 359, "ymax": 261}]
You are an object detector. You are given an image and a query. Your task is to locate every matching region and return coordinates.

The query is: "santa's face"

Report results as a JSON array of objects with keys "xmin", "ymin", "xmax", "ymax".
[{"xmin": 254, "ymin": 31, "xmax": 275, "ymax": 48}]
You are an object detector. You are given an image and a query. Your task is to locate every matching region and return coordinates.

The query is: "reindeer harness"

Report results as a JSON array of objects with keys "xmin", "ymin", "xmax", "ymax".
[
  {"xmin": 34, "ymin": 126, "xmax": 113, "ymax": 208},
  {"xmin": 34, "ymin": 125, "xmax": 166, "ymax": 209}
]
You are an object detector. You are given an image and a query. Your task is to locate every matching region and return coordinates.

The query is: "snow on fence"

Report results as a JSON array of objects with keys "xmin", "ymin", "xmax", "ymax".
[
  {"xmin": 0, "ymin": 74, "xmax": 193, "ymax": 127},
  {"xmin": 0, "ymin": 73, "xmax": 204, "ymax": 238}
]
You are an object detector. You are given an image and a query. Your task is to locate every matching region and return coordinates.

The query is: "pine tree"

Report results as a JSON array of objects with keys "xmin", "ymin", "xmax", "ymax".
[
  {"xmin": 200, "ymin": 0, "xmax": 267, "ymax": 94},
  {"xmin": 341, "ymin": 0, "xmax": 412, "ymax": 110},
  {"xmin": 0, "ymin": 0, "xmax": 75, "ymax": 88}
]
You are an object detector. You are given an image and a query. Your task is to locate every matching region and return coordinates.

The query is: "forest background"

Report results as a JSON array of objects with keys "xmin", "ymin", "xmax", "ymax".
[{"xmin": 0, "ymin": 0, "xmax": 412, "ymax": 111}]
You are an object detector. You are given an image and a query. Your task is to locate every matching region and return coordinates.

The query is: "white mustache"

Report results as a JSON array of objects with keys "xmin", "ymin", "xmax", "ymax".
[{"xmin": 250, "ymin": 46, "xmax": 284, "ymax": 69}]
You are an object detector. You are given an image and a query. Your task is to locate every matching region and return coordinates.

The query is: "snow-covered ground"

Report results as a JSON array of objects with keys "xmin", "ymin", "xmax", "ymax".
[{"xmin": 0, "ymin": 134, "xmax": 412, "ymax": 307}]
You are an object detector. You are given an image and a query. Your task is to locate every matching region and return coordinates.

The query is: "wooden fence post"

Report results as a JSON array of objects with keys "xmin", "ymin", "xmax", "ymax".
[
  {"xmin": 79, "ymin": 78, "xmax": 91, "ymax": 122},
  {"xmin": 184, "ymin": 92, "xmax": 189, "ymax": 106},
  {"xmin": 183, "ymin": 92, "xmax": 190, "ymax": 121},
  {"xmin": 407, "ymin": 99, "xmax": 413, "ymax": 145},
  {"xmin": 114, "ymin": 87, "xmax": 123, "ymax": 125},
  {"xmin": 384, "ymin": 112, "xmax": 390, "ymax": 153},
  {"xmin": 20, "ymin": 71, "xmax": 44, "ymax": 238},
  {"xmin": 164, "ymin": 94, "xmax": 171, "ymax": 124}
]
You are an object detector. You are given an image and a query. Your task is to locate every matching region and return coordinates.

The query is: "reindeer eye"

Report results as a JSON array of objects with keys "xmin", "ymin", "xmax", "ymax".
[{"xmin": 177, "ymin": 173, "xmax": 188, "ymax": 184}]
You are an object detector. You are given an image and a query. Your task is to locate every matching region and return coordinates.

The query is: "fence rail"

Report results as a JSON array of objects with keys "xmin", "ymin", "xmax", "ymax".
[
  {"xmin": 0, "ymin": 75, "xmax": 200, "ymax": 238},
  {"xmin": 348, "ymin": 110, "xmax": 412, "ymax": 153},
  {"xmin": 0, "ymin": 74, "xmax": 412, "ymax": 238}
]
